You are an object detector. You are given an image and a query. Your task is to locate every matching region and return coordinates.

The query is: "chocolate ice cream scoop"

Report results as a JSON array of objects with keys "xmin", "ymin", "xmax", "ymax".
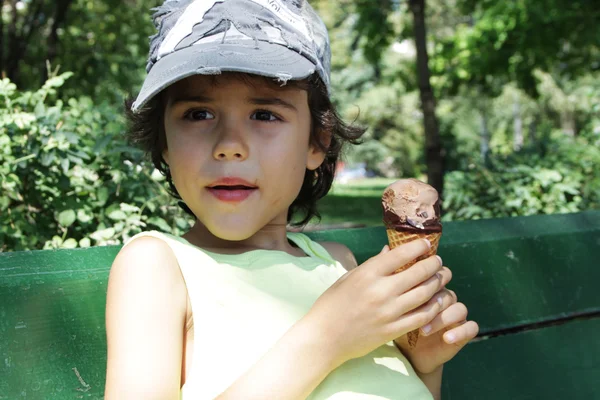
[{"xmin": 382, "ymin": 179, "xmax": 442, "ymax": 233}]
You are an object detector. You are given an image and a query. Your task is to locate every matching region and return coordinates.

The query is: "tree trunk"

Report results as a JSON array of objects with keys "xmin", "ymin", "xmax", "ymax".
[
  {"xmin": 408, "ymin": 0, "xmax": 444, "ymax": 197},
  {"xmin": 6, "ymin": 0, "xmax": 19, "ymax": 83},
  {"xmin": 4, "ymin": 0, "xmax": 48, "ymax": 86},
  {"xmin": 513, "ymin": 94, "xmax": 523, "ymax": 151},
  {"xmin": 44, "ymin": 0, "xmax": 74, "ymax": 84},
  {"xmin": 0, "ymin": 0, "xmax": 4, "ymax": 77},
  {"xmin": 528, "ymin": 116, "xmax": 538, "ymax": 144},
  {"xmin": 560, "ymin": 112, "xmax": 576, "ymax": 137},
  {"xmin": 480, "ymin": 109, "xmax": 490, "ymax": 163}
]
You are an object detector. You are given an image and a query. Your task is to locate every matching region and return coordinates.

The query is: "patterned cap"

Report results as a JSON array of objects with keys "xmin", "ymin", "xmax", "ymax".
[{"xmin": 132, "ymin": 0, "xmax": 331, "ymax": 112}]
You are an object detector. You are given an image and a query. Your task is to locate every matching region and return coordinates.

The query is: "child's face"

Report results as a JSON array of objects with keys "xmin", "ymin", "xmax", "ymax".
[{"xmin": 162, "ymin": 74, "xmax": 326, "ymax": 241}]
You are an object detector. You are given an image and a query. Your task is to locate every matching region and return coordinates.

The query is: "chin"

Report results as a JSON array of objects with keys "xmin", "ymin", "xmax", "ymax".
[{"xmin": 206, "ymin": 223, "xmax": 257, "ymax": 242}]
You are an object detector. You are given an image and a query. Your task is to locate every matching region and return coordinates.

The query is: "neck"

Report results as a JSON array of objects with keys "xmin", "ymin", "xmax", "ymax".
[{"xmin": 183, "ymin": 219, "xmax": 303, "ymax": 256}]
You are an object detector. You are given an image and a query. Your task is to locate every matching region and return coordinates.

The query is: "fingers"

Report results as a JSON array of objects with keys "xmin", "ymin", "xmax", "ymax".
[
  {"xmin": 392, "ymin": 256, "xmax": 447, "ymax": 295},
  {"xmin": 420, "ymin": 296, "xmax": 479, "ymax": 346},
  {"xmin": 371, "ymin": 239, "xmax": 432, "ymax": 276},
  {"xmin": 379, "ymin": 245, "xmax": 391, "ymax": 255},
  {"xmin": 443, "ymin": 320, "xmax": 479, "ymax": 346},
  {"xmin": 389, "ymin": 287, "xmax": 445, "ymax": 333}
]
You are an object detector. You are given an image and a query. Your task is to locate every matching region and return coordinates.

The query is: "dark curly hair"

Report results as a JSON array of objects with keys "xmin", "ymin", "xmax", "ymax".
[{"xmin": 124, "ymin": 72, "xmax": 366, "ymax": 227}]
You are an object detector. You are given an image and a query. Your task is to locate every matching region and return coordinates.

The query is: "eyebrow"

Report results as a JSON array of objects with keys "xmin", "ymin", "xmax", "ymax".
[
  {"xmin": 247, "ymin": 97, "xmax": 298, "ymax": 112},
  {"xmin": 169, "ymin": 95, "xmax": 214, "ymax": 107},
  {"xmin": 169, "ymin": 94, "xmax": 298, "ymax": 112}
]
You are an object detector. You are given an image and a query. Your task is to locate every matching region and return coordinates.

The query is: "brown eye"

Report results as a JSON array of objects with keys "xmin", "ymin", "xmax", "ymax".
[
  {"xmin": 184, "ymin": 109, "xmax": 214, "ymax": 121},
  {"xmin": 251, "ymin": 110, "xmax": 279, "ymax": 122}
]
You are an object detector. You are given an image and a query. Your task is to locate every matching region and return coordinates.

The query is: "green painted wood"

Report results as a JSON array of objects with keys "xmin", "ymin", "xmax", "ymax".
[
  {"xmin": 309, "ymin": 210, "xmax": 600, "ymax": 335},
  {"xmin": 441, "ymin": 317, "xmax": 600, "ymax": 399},
  {"xmin": 0, "ymin": 247, "xmax": 117, "ymax": 398},
  {"xmin": 1, "ymin": 210, "xmax": 599, "ymax": 398}
]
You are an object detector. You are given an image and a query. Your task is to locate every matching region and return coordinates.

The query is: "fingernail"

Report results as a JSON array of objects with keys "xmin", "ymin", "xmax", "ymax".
[
  {"xmin": 424, "ymin": 239, "xmax": 431, "ymax": 248},
  {"xmin": 437, "ymin": 296, "xmax": 444, "ymax": 306},
  {"xmin": 422, "ymin": 324, "xmax": 432, "ymax": 335},
  {"xmin": 435, "ymin": 255, "xmax": 443, "ymax": 266},
  {"xmin": 445, "ymin": 333, "xmax": 456, "ymax": 343}
]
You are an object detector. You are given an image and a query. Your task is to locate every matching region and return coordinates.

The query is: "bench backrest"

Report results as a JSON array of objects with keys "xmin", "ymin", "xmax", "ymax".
[{"xmin": 2, "ymin": 210, "xmax": 599, "ymax": 398}]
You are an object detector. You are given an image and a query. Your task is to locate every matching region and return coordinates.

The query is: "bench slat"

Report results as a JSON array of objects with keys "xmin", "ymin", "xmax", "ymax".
[
  {"xmin": 308, "ymin": 210, "xmax": 600, "ymax": 335},
  {"xmin": 441, "ymin": 317, "xmax": 600, "ymax": 399},
  {"xmin": 0, "ymin": 264, "xmax": 108, "ymax": 397}
]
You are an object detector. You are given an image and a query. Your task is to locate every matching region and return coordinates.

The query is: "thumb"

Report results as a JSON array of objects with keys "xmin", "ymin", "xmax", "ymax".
[{"xmin": 380, "ymin": 245, "xmax": 391, "ymax": 255}]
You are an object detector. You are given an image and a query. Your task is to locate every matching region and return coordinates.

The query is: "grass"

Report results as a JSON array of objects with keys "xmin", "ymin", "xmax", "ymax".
[{"xmin": 305, "ymin": 178, "xmax": 396, "ymax": 229}]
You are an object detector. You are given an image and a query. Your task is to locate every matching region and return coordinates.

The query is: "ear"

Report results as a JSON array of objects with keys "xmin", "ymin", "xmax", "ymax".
[{"xmin": 306, "ymin": 129, "xmax": 331, "ymax": 171}]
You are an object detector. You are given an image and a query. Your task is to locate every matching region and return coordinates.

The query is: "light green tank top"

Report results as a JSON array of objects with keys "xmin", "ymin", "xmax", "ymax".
[{"xmin": 123, "ymin": 231, "xmax": 433, "ymax": 400}]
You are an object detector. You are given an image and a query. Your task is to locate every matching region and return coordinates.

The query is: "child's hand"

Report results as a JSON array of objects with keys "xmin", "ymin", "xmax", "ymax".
[
  {"xmin": 392, "ymin": 256, "xmax": 479, "ymax": 375},
  {"xmin": 303, "ymin": 239, "xmax": 449, "ymax": 368}
]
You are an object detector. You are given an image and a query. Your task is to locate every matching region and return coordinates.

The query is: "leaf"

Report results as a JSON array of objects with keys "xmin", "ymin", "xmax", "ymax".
[
  {"xmin": 120, "ymin": 203, "xmax": 141, "ymax": 213},
  {"xmin": 34, "ymin": 102, "xmax": 46, "ymax": 118},
  {"xmin": 61, "ymin": 158, "xmax": 70, "ymax": 174},
  {"xmin": 108, "ymin": 210, "xmax": 127, "ymax": 221},
  {"xmin": 92, "ymin": 135, "xmax": 112, "ymax": 154},
  {"xmin": 77, "ymin": 209, "xmax": 94, "ymax": 223},
  {"xmin": 40, "ymin": 152, "xmax": 56, "ymax": 167},
  {"xmin": 43, "ymin": 72, "xmax": 74, "ymax": 89},
  {"xmin": 62, "ymin": 238, "xmax": 78, "ymax": 249},
  {"xmin": 58, "ymin": 210, "xmax": 77, "ymax": 227},
  {"xmin": 0, "ymin": 78, "xmax": 17, "ymax": 96},
  {"xmin": 96, "ymin": 187, "xmax": 109, "ymax": 206},
  {"xmin": 148, "ymin": 217, "xmax": 171, "ymax": 232},
  {"xmin": 90, "ymin": 227, "xmax": 116, "ymax": 241}
]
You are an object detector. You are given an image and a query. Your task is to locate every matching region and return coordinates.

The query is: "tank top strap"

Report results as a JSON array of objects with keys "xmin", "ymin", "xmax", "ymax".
[{"xmin": 286, "ymin": 232, "xmax": 337, "ymax": 265}]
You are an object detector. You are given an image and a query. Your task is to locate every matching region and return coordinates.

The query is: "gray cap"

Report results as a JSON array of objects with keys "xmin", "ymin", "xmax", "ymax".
[{"xmin": 132, "ymin": 0, "xmax": 332, "ymax": 112}]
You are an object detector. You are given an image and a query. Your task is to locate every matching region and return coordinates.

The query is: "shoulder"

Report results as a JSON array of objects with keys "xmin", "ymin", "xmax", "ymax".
[
  {"xmin": 319, "ymin": 241, "xmax": 359, "ymax": 272},
  {"xmin": 108, "ymin": 235, "xmax": 187, "ymax": 305},
  {"xmin": 105, "ymin": 235, "xmax": 187, "ymax": 397},
  {"xmin": 111, "ymin": 235, "xmax": 183, "ymax": 281},
  {"xmin": 107, "ymin": 234, "xmax": 187, "ymax": 322}
]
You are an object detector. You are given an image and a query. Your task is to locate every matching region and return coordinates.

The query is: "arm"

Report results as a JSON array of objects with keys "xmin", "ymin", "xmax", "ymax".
[
  {"xmin": 324, "ymin": 241, "xmax": 444, "ymax": 400},
  {"xmin": 320, "ymin": 241, "xmax": 359, "ymax": 271},
  {"xmin": 416, "ymin": 366, "xmax": 443, "ymax": 400},
  {"xmin": 216, "ymin": 317, "xmax": 340, "ymax": 399},
  {"xmin": 105, "ymin": 237, "xmax": 341, "ymax": 400},
  {"xmin": 105, "ymin": 237, "xmax": 188, "ymax": 399}
]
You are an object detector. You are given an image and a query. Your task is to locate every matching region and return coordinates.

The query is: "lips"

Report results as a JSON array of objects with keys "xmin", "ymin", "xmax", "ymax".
[{"xmin": 207, "ymin": 177, "xmax": 258, "ymax": 203}]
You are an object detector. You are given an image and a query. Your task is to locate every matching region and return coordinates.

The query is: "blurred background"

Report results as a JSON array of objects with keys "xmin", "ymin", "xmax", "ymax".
[{"xmin": 0, "ymin": 0, "xmax": 598, "ymax": 251}]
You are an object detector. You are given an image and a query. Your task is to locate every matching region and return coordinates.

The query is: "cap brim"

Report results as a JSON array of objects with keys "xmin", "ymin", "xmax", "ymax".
[{"xmin": 132, "ymin": 41, "xmax": 317, "ymax": 112}]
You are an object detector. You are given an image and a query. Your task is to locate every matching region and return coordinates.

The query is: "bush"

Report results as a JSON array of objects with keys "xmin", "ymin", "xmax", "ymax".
[
  {"xmin": 0, "ymin": 74, "xmax": 192, "ymax": 251},
  {"xmin": 443, "ymin": 129, "xmax": 600, "ymax": 221}
]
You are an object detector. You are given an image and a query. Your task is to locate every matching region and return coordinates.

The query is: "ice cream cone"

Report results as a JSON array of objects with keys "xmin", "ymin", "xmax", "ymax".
[
  {"xmin": 386, "ymin": 230, "xmax": 442, "ymax": 273},
  {"xmin": 386, "ymin": 229, "xmax": 442, "ymax": 348}
]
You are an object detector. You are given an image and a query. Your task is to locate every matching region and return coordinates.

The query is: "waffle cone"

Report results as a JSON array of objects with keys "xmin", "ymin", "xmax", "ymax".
[{"xmin": 386, "ymin": 229, "xmax": 442, "ymax": 348}]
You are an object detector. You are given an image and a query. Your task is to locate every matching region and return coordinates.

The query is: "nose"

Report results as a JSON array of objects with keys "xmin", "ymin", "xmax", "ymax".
[{"xmin": 212, "ymin": 121, "xmax": 249, "ymax": 161}]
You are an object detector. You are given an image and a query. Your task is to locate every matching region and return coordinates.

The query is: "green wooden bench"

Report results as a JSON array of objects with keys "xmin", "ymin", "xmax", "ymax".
[{"xmin": 2, "ymin": 210, "xmax": 599, "ymax": 399}]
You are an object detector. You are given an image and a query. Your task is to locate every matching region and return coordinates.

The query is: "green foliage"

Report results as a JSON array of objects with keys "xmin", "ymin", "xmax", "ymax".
[
  {"xmin": 434, "ymin": 0, "xmax": 600, "ymax": 95},
  {"xmin": 311, "ymin": 178, "xmax": 397, "ymax": 227},
  {"xmin": 0, "ymin": 74, "xmax": 192, "ymax": 251},
  {"xmin": 352, "ymin": 0, "xmax": 396, "ymax": 68},
  {"xmin": 443, "ymin": 130, "xmax": 600, "ymax": 221},
  {"xmin": 3, "ymin": 0, "xmax": 161, "ymax": 104}
]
